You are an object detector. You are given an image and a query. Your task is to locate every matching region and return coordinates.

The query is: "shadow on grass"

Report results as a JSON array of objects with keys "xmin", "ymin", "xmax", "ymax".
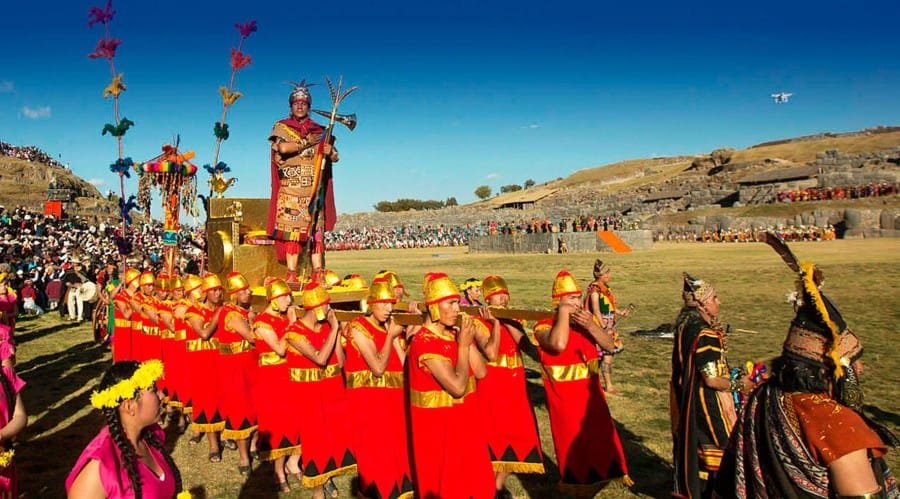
[
  {"xmin": 865, "ymin": 404, "xmax": 900, "ymax": 428},
  {"xmin": 238, "ymin": 460, "xmax": 279, "ymax": 499},
  {"xmin": 15, "ymin": 320, "xmax": 83, "ymax": 346},
  {"xmin": 615, "ymin": 422, "xmax": 672, "ymax": 497}
]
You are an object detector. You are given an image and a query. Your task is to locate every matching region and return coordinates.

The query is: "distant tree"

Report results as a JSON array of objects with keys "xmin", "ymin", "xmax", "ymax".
[
  {"xmin": 500, "ymin": 184, "xmax": 523, "ymax": 193},
  {"xmin": 524, "ymin": 179, "xmax": 535, "ymax": 189},
  {"xmin": 374, "ymin": 198, "xmax": 447, "ymax": 212},
  {"xmin": 445, "ymin": 197, "xmax": 458, "ymax": 206},
  {"xmin": 474, "ymin": 185, "xmax": 492, "ymax": 200}
]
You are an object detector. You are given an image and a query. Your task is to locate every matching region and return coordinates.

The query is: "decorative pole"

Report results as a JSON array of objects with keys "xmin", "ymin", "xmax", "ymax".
[
  {"xmin": 88, "ymin": 0, "xmax": 136, "ymax": 259},
  {"xmin": 204, "ymin": 20, "xmax": 257, "ymax": 202}
]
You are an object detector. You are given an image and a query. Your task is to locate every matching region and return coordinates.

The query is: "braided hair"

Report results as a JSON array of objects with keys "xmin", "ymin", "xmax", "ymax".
[{"xmin": 98, "ymin": 361, "xmax": 143, "ymax": 498}]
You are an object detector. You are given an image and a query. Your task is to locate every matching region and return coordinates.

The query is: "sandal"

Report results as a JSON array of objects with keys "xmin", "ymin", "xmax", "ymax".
[
  {"xmin": 238, "ymin": 464, "xmax": 252, "ymax": 476},
  {"xmin": 324, "ymin": 478, "xmax": 339, "ymax": 498},
  {"xmin": 208, "ymin": 450, "xmax": 222, "ymax": 463},
  {"xmin": 188, "ymin": 433, "xmax": 203, "ymax": 445},
  {"xmin": 223, "ymin": 439, "xmax": 238, "ymax": 451},
  {"xmin": 284, "ymin": 464, "xmax": 303, "ymax": 485},
  {"xmin": 276, "ymin": 480, "xmax": 291, "ymax": 493}
]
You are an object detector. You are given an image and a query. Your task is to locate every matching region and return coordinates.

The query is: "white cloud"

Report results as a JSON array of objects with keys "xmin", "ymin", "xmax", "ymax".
[
  {"xmin": 0, "ymin": 81, "xmax": 13, "ymax": 93},
  {"xmin": 486, "ymin": 173, "xmax": 499, "ymax": 180},
  {"xmin": 88, "ymin": 178, "xmax": 106, "ymax": 187},
  {"xmin": 22, "ymin": 105, "xmax": 51, "ymax": 120},
  {"xmin": 521, "ymin": 123, "xmax": 540, "ymax": 129}
]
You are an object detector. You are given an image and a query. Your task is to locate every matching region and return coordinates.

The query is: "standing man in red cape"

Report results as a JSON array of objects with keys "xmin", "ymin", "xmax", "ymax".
[{"xmin": 268, "ymin": 81, "xmax": 338, "ymax": 284}]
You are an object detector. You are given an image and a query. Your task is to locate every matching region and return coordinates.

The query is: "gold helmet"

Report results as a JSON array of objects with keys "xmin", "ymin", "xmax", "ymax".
[
  {"xmin": 341, "ymin": 274, "xmax": 368, "ymax": 290},
  {"xmin": 226, "ymin": 271, "xmax": 249, "ymax": 295},
  {"xmin": 169, "ymin": 275, "xmax": 184, "ymax": 291},
  {"xmin": 201, "ymin": 274, "xmax": 223, "ymax": 293},
  {"xmin": 123, "ymin": 268, "xmax": 141, "ymax": 286},
  {"xmin": 423, "ymin": 272, "xmax": 460, "ymax": 321},
  {"xmin": 139, "ymin": 271, "xmax": 155, "ymax": 287},
  {"xmin": 551, "ymin": 270, "xmax": 581, "ymax": 307},
  {"xmin": 183, "ymin": 274, "xmax": 203, "ymax": 294},
  {"xmin": 266, "ymin": 278, "xmax": 292, "ymax": 302},
  {"xmin": 375, "ymin": 271, "xmax": 408, "ymax": 297},
  {"xmin": 301, "ymin": 281, "xmax": 330, "ymax": 321},
  {"xmin": 481, "ymin": 275, "xmax": 509, "ymax": 300},
  {"xmin": 155, "ymin": 273, "xmax": 170, "ymax": 291},
  {"xmin": 322, "ymin": 269, "xmax": 342, "ymax": 288},
  {"xmin": 367, "ymin": 277, "xmax": 397, "ymax": 305}
]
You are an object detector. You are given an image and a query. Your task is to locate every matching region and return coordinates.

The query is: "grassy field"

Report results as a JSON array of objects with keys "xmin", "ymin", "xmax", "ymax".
[{"xmin": 15, "ymin": 239, "xmax": 900, "ymax": 498}]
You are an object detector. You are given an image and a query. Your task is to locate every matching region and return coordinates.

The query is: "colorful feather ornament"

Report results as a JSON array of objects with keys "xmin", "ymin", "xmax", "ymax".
[
  {"xmin": 218, "ymin": 86, "xmax": 242, "ymax": 106},
  {"xmin": 103, "ymin": 74, "xmax": 126, "ymax": 99},
  {"xmin": 203, "ymin": 162, "xmax": 231, "ymax": 175},
  {"xmin": 235, "ymin": 20, "xmax": 258, "ymax": 39},
  {"xmin": 87, "ymin": 0, "xmax": 115, "ymax": 28},
  {"xmin": 213, "ymin": 122, "xmax": 230, "ymax": 140},
  {"xmin": 230, "ymin": 49, "xmax": 252, "ymax": 72},
  {"xmin": 88, "ymin": 38, "xmax": 122, "ymax": 59},
  {"xmin": 101, "ymin": 117, "xmax": 134, "ymax": 137},
  {"xmin": 109, "ymin": 157, "xmax": 133, "ymax": 178}
]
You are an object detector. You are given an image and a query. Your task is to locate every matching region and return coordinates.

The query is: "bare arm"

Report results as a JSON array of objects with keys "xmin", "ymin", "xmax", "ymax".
[
  {"xmin": 570, "ymin": 308, "xmax": 616, "ymax": 352},
  {"xmin": 66, "ymin": 459, "xmax": 106, "ymax": 499},
  {"xmin": 469, "ymin": 344, "xmax": 487, "ymax": 379},
  {"xmin": 255, "ymin": 326, "xmax": 286, "ymax": 357},
  {"xmin": 536, "ymin": 306, "xmax": 574, "ymax": 354},
  {"xmin": 475, "ymin": 308, "xmax": 501, "ymax": 362},
  {"xmin": 422, "ymin": 318, "xmax": 475, "ymax": 398},
  {"xmin": 226, "ymin": 312, "xmax": 255, "ymax": 343},
  {"xmin": 352, "ymin": 320, "xmax": 402, "ymax": 377},
  {"xmin": 286, "ymin": 315, "xmax": 340, "ymax": 367},
  {"xmin": 0, "ymin": 394, "xmax": 26, "ymax": 442},
  {"xmin": 115, "ymin": 298, "xmax": 133, "ymax": 319}
]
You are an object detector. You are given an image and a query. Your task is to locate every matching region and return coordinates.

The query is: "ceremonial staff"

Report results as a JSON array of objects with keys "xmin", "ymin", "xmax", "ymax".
[{"xmin": 303, "ymin": 76, "xmax": 357, "ymax": 277}]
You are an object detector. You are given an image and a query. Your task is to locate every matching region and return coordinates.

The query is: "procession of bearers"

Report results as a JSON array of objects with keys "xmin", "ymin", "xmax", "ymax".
[{"xmin": 97, "ymin": 266, "xmax": 634, "ymax": 497}]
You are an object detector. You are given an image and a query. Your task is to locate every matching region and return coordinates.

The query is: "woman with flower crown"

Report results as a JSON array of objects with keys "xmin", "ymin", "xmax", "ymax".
[
  {"xmin": 0, "ymin": 340, "xmax": 25, "ymax": 498},
  {"xmin": 66, "ymin": 360, "xmax": 190, "ymax": 498}
]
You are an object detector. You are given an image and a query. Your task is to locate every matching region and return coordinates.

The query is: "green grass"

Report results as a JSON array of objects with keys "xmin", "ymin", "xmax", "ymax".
[{"xmin": 16, "ymin": 239, "xmax": 900, "ymax": 497}]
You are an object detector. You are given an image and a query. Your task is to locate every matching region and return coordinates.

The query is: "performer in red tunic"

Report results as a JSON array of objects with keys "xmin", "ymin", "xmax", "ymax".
[
  {"xmin": 128, "ymin": 272, "xmax": 150, "ymax": 362},
  {"xmin": 185, "ymin": 274, "xmax": 225, "ymax": 462},
  {"xmin": 217, "ymin": 271, "xmax": 258, "ymax": 475},
  {"xmin": 252, "ymin": 278, "xmax": 299, "ymax": 492},
  {"xmin": 164, "ymin": 275, "xmax": 190, "ymax": 429},
  {"xmin": 111, "ymin": 268, "xmax": 140, "ymax": 362},
  {"xmin": 533, "ymin": 270, "xmax": 630, "ymax": 497},
  {"xmin": 175, "ymin": 274, "xmax": 204, "ymax": 423},
  {"xmin": 407, "ymin": 272, "xmax": 494, "ymax": 499},
  {"xmin": 138, "ymin": 271, "xmax": 162, "ymax": 364},
  {"xmin": 285, "ymin": 282, "xmax": 357, "ymax": 496},
  {"xmin": 267, "ymin": 82, "xmax": 339, "ymax": 283},
  {"xmin": 343, "ymin": 278, "xmax": 413, "ymax": 499},
  {"xmin": 472, "ymin": 275, "xmax": 545, "ymax": 496},
  {"xmin": 152, "ymin": 274, "xmax": 172, "ymax": 395}
]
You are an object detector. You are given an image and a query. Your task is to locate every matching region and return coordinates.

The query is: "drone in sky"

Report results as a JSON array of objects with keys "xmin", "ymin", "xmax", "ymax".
[{"xmin": 771, "ymin": 92, "xmax": 794, "ymax": 103}]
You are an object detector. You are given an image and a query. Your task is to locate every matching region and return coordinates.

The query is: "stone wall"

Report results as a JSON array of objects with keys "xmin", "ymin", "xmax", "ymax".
[{"xmin": 469, "ymin": 230, "xmax": 653, "ymax": 253}]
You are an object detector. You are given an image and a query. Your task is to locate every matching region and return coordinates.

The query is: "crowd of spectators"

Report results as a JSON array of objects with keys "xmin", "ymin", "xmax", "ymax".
[
  {"xmin": 655, "ymin": 225, "xmax": 837, "ymax": 243},
  {"xmin": 0, "ymin": 205, "xmax": 203, "ymax": 316},
  {"xmin": 0, "ymin": 140, "xmax": 67, "ymax": 169},
  {"xmin": 325, "ymin": 214, "xmax": 641, "ymax": 251},
  {"xmin": 776, "ymin": 182, "xmax": 898, "ymax": 203}
]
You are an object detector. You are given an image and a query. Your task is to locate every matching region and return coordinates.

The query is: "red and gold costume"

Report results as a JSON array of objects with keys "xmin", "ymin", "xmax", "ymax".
[
  {"xmin": 165, "ymin": 277, "xmax": 190, "ymax": 410},
  {"xmin": 111, "ymin": 268, "xmax": 139, "ymax": 362},
  {"xmin": 138, "ymin": 272, "xmax": 161, "ymax": 363},
  {"xmin": 287, "ymin": 283, "xmax": 356, "ymax": 487},
  {"xmin": 267, "ymin": 85, "xmax": 337, "ymax": 262},
  {"xmin": 155, "ymin": 276, "xmax": 174, "ymax": 396},
  {"xmin": 217, "ymin": 272, "xmax": 258, "ymax": 440},
  {"xmin": 186, "ymin": 275, "xmax": 224, "ymax": 433},
  {"xmin": 129, "ymin": 289, "xmax": 147, "ymax": 362},
  {"xmin": 252, "ymin": 295, "xmax": 299, "ymax": 460},
  {"xmin": 533, "ymin": 271, "xmax": 629, "ymax": 495},
  {"xmin": 343, "ymin": 279, "xmax": 413, "ymax": 499},
  {"xmin": 175, "ymin": 274, "xmax": 203, "ymax": 414},
  {"xmin": 473, "ymin": 276, "xmax": 544, "ymax": 475},
  {"xmin": 407, "ymin": 273, "xmax": 494, "ymax": 499}
]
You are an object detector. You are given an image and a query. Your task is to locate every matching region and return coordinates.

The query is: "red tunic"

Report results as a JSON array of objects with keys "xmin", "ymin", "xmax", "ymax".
[
  {"xmin": 343, "ymin": 317, "xmax": 413, "ymax": 499},
  {"xmin": 141, "ymin": 295, "xmax": 162, "ymax": 364},
  {"xmin": 217, "ymin": 303, "xmax": 258, "ymax": 440},
  {"xmin": 285, "ymin": 319, "xmax": 357, "ymax": 487},
  {"xmin": 129, "ymin": 293, "xmax": 146, "ymax": 361},
  {"xmin": 111, "ymin": 290, "xmax": 134, "ymax": 362},
  {"xmin": 186, "ymin": 303, "xmax": 223, "ymax": 433},
  {"xmin": 166, "ymin": 299, "xmax": 190, "ymax": 410},
  {"xmin": 407, "ymin": 325, "xmax": 494, "ymax": 499},
  {"xmin": 473, "ymin": 316, "xmax": 545, "ymax": 474},
  {"xmin": 155, "ymin": 299, "xmax": 174, "ymax": 395},
  {"xmin": 534, "ymin": 318, "xmax": 629, "ymax": 495},
  {"xmin": 252, "ymin": 311, "xmax": 300, "ymax": 460}
]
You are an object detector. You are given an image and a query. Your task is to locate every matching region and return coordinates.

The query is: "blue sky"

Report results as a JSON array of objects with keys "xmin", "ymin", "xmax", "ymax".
[{"xmin": 2, "ymin": 0, "xmax": 898, "ymax": 216}]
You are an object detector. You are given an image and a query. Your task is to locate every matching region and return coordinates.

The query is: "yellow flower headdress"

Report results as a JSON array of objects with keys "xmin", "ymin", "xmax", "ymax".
[
  {"xmin": 0, "ymin": 449, "xmax": 14, "ymax": 468},
  {"xmin": 90, "ymin": 360, "xmax": 164, "ymax": 409}
]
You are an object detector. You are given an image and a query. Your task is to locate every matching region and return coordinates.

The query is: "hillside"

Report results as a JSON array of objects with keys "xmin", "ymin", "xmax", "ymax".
[{"xmin": 0, "ymin": 155, "xmax": 119, "ymax": 219}]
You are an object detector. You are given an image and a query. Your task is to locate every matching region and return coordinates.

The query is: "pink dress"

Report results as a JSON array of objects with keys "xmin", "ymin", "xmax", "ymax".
[
  {"xmin": 65, "ymin": 424, "xmax": 177, "ymax": 498},
  {"xmin": 0, "ymin": 367, "xmax": 24, "ymax": 497}
]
